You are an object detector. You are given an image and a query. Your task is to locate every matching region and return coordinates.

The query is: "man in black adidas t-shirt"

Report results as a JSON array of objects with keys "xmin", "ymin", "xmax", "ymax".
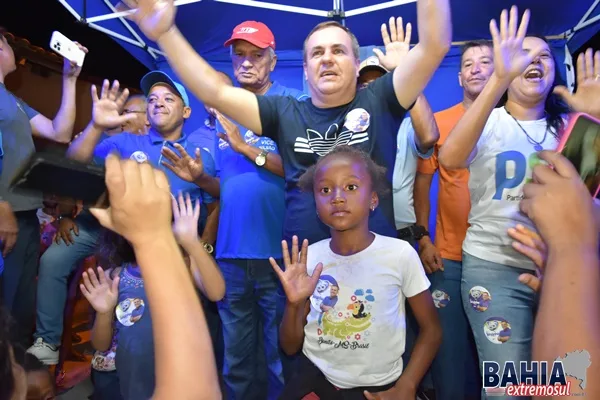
[{"xmin": 128, "ymin": 0, "xmax": 451, "ymax": 244}]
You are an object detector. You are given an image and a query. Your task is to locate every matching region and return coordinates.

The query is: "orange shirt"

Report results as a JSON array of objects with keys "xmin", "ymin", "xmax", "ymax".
[{"xmin": 417, "ymin": 103, "xmax": 470, "ymax": 261}]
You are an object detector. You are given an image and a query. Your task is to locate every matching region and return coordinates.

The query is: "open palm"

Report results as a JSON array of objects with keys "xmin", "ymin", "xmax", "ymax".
[
  {"xmin": 161, "ymin": 143, "xmax": 204, "ymax": 182},
  {"xmin": 374, "ymin": 16, "xmax": 412, "ymax": 71},
  {"xmin": 80, "ymin": 267, "xmax": 120, "ymax": 315},
  {"xmin": 269, "ymin": 236, "xmax": 323, "ymax": 305},
  {"xmin": 490, "ymin": 6, "xmax": 544, "ymax": 82},
  {"xmin": 134, "ymin": 0, "xmax": 177, "ymax": 42},
  {"xmin": 554, "ymin": 49, "xmax": 600, "ymax": 118},
  {"xmin": 92, "ymin": 80, "xmax": 136, "ymax": 130}
]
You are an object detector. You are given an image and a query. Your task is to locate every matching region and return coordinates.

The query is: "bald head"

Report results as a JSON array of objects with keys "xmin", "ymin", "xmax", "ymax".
[{"xmin": 122, "ymin": 94, "xmax": 149, "ymax": 134}]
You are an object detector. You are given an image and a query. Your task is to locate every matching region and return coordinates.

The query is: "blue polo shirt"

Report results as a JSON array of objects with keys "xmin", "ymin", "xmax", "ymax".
[
  {"xmin": 188, "ymin": 120, "xmax": 217, "ymax": 160},
  {"xmin": 215, "ymin": 81, "xmax": 308, "ymax": 260},
  {"xmin": 94, "ymin": 128, "xmax": 216, "ymax": 215}
]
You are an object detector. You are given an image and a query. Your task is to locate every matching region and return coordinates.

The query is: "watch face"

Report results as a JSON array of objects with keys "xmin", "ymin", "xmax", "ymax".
[{"xmin": 255, "ymin": 154, "xmax": 266, "ymax": 166}]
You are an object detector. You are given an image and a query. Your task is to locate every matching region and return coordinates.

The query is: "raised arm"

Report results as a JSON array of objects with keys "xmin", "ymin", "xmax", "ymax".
[
  {"xmin": 409, "ymin": 96, "xmax": 439, "ymax": 153},
  {"xmin": 439, "ymin": 7, "xmax": 547, "ymax": 169},
  {"xmin": 131, "ymin": 0, "xmax": 262, "ymax": 134},
  {"xmin": 391, "ymin": 0, "xmax": 452, "ymax": 110}
]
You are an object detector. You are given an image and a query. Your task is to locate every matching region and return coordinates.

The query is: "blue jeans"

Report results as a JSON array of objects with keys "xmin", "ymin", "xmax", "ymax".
[
  {"xmin": 428, "ymin": 259, "xmax": 481, "ymax": 399},
  {"xmin": 91, "ymin": 369, "xmax": 123, "ymax": 400},
  {"xmin": 217, "ymin": 259, "xmax": 285, "ymax": 400},
  {"xmin": 34, "ymin": 213, "xmax": 101, "ymax": 346},
  {"xmin": 462, "ymin": 252, "xmax": 537, "ymax": 399}
]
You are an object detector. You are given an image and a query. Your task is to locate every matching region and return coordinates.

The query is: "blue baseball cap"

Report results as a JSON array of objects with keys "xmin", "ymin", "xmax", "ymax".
[{"xmin": 140, "ymin": 71, "xmax": 190, "ymax": 107}]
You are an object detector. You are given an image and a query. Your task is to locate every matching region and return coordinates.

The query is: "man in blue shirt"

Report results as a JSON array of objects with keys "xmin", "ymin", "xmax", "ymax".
[{"xmin": 165, "ymin": 21, "xmax": 307, "ymax": 399}]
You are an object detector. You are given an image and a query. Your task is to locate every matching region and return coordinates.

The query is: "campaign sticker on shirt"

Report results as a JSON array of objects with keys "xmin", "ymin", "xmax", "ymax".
[
  {"xmin": 244, "ymin": 130, "xmax": 260, "ymax": 145},
  {"xmin": 310, "ymin": 275, "xmax": 339, "ymax": 311},
  {"xmin": 218, "ymin": 138, "xmax": 229, "ymax": 150},
  {"xmin": 343, "ymin": 108, "xmax": 370, "ymax": 133},
  {"xmin": 468, "ymin": 286, "xmax": 491, "ymax": 312},
  {"xmin": 432, "ymin": 289, "xmax": 450, "ymax": 309},
  {"xmin": 130, "ymin": 151, "xmax": 149, "ymax": 163},
  {"xmin": 483, "ymin": 317, "xmax": 512, "ymax": 344},
  {"xmin": 116, "ymin": 297, "xmax": 145, "ymax": 327}
]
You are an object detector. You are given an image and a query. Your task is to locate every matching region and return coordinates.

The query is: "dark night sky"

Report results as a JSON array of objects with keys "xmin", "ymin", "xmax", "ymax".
[{"xmin": 2, "ymin": 1, "xmax": 599, "ymax": 89}]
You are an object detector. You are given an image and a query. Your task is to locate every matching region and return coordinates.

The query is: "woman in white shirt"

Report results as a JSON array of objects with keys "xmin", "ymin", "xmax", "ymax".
[{"xmin": 438, "ymin": 7, "xmax": 570, "ymax": 398}]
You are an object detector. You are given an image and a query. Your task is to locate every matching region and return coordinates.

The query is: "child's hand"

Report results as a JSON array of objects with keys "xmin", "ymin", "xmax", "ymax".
[
  {"xmin": 269, "ymin": 236, "xmax": 323, "ymax": 306},
  {"xmin": 172, "ymin": 192, "xmax": 200, "ymax": 246},
  {"xmin": 80, "ymin": 267, "xmax": 120, "ymax": 315},
  {"xmin": 507, "ymin": 224, "xmax": 547, "ymax": 292}
]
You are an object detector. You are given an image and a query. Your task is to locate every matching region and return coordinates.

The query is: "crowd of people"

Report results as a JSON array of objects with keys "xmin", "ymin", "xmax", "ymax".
[{"xmin": 1, "ymin": 0, "xmax": 600, "ymax": 399}]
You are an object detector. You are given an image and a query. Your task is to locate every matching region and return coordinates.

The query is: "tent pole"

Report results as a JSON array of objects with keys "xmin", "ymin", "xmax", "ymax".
[{"xmin": 564, "ymin": 0, "xmax": 600, "ymax": 41}]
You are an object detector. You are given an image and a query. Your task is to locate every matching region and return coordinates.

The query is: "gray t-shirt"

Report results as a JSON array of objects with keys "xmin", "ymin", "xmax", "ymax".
[{"xmin": 0, "ymin": 83, "xmax": 42, "ymax": 212}]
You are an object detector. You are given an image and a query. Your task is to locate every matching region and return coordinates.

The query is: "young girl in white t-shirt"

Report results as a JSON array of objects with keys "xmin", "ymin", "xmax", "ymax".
[
  {"xmin": 439, "ymin": 7, "xmax": 573, "ymax": 397},
  {"xmin": 270, "ymin": 145, "xmax": 441, "ymax": 399}
]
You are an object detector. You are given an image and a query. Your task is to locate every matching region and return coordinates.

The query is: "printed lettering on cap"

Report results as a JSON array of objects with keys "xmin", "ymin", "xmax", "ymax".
[{"xmin": 237, "ymin": 27, "xmax": 258, "ymax": 34}]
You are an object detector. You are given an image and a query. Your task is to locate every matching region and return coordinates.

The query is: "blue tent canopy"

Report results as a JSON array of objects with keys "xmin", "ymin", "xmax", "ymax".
[{"xmin": 58, "ymin": 0, "xmax": 599, "ymax": 70}]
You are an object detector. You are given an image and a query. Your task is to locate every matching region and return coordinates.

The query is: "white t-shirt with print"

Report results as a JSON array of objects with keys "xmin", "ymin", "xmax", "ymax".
[
  {"xmin": 302, "ymin": 233, "xmax": 430, "ymax": 389},
  {"xmin": 464, "ymin": 107, "xmax": 561, "ymax": 270}
]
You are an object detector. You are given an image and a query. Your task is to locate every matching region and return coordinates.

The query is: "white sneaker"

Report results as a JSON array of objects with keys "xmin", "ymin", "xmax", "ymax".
[{"xmin": 27, "ymin": 338, "xmax": 59, "ymax": 365}]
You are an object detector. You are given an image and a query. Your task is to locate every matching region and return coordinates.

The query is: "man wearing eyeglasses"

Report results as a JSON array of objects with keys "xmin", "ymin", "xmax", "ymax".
[{"xmin": 26, "ymin": 94, "xmax": 149, "ymax": 365}]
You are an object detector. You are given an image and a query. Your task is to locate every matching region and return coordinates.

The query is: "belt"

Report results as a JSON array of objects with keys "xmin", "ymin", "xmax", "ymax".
[{"xmin": 397, "ymin": 225, "xmax": 418, "ymax": 240}]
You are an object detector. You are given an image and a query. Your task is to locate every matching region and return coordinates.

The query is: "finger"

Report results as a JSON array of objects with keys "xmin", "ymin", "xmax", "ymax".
[
  {"xmin": 116, "ymin": 113, "xmax": 139, "ymax": 126},
  {"xmin": 121, "ymin": 159, "xmax": 142, "ymax": 194},
  {"xmin": 100, "ymin": 79, "xmax": 109, "ymax": 99},
  {"xmin": 153, "ymin": 169, "xmax": 170, "ymax": 194},
  {"xmin": 516, "ymin": 8, "xmax": 530, "ymax": 40},
  {"xmin": 54, "ymin": 233, "xmax": 61, "ymax": 244},
  {"xmin": 193, "ymin": 199, "xmax": 201, "ymax": 220},
  {"xmin": 97, "ymin": 267, "xmax": 107, "ymax": 286},
  {"xmin": 585, "ymin": 48, "xmax": 594, "ymax": 80},
  {"xmin": 89, "ymin": 208, "xmax": 114, "ymax": 231},
  {"xmin": 576, "ymin": 52, "xmax": 585, "ymax": 87},
  {"xmin": 380, "ymin": 22, "xmax": 391, "ymax": 46},
  {"xmin": 518, "ymin": 273, "xmax": 541, "ymax": 292},
  {"xmin": 553, "ymin": 86, "xmax": 573, "ymax": 106},
  {"xmin": 310, "ymin": 262, "xmax": 324, "ymax": 285},
  {"xmin": 395, "ymin": 17, "xmax": 403, "ymax": 42},
  {"xmin": 530, "ymin": 163, "xmax": 557, "ymax": 185},
  {"xmin": 79, "ymin": 283, "xmax": 92, "ymax": 299},
  {"xmin": 171, "ymin": 196, "xmax": 181, "ymax": 219},
  {"xmin": 434, "ymin": 254, "xmax": 444, "ymax": 270},
  {"xmin": 372, "ymin": 48, "xmax": 384, "ymax": 62},
  {"xmin": 508, "ymin": 5, "xmax": 518, "ymax": 38},
  {"xmin": 139, "ymin": 162, "xmax": 156, "ymax": 192},
  {"xmin": 594, "ymin": 50, "xmax": 600, "ymax": 78},
  {"xmin": 108, "ymin": 80, "xmax": 120, "ymax": 100},
  {"xmin": 194, "ymin": 148, "xmax": 203, "ymax": 164},
  {"xmin": 291, "ymin": 235, "xmax": 299, "ymax": 265},
  {"xmin": 73, "ymin": 223, "xmax": 79, "ymax": 236},
  {"xmin": 185, "ymin": 192, "xmax": 193, "ymax": 215},
  {"xmin": 388, "ymin": 16, "xmax": 398, "ymax": 42},
  {"xmin": 65, "ymin": 231, "xmax": 74, "ymax": 245},
  {"xmin": 515, "ymin": 224, "xmax": 542, "ymax": 242},
  {"xmin": 281, "ymin": 240, "xmax": 291, "ymax": 269},
  {"xmin": 299, "ymin": 239, "xmax": 309, "ymax": 266},
  {"xmin": 111, "ymin": 276, "xmax": 120, "ymax": 293},
  {"xmin": 88, "ymin": 267, "xmax": 101, "ymax": 287},
  {"xmin": 507, "ymin": 227, "xmax": 538, "ymax": 248},
  {"xmin": 177, "ymin": 191, "xmax": 186, "ymax": 215},
  {"xmin": 81, "ymin": 271, "xmax": 94, "ymax": 291},
  {"xmin": 500, "ymin": 9, "xmax": 508, "ymax": 41},
  {"xmin": 423, "ymin": 262, "xmax": 433, "ymax": 274},
  {"xmin": 512, "ymin": 241, "xmax": 545, "ymax": 269},
  {"xmin": 364, "ymin": 391, "xmax": 377, "ymax": 400},
  {"xmin": 104, "ymin": 154, "xmax": 126, "ymax": 202},
  {"xmin": 161, "ymin": 147, "xmax": 183, "ymax": 164},
  {"xmin": 404, "ymin": 22, "xmax": 412, "ymax": 45},
  {"xmin": 173, "ymin": 143, "xmax": 192, "ymax": 159},
  {"xmin": 490, "ymin": 19, "xmax": 501, "ymax": 50},
  {"xmin": 537, "ymin": 150, "xmax": 579, "ymax": 179},
  {"xmin": 269, "ymin": 257, "xmax": 284, "ymax": 279},
  {"xmin": 115, "ymin": 88, "xmax": 131, "ymax": 111},
  {"xmin": 91, "ymin": 84, "xmax": 100, "ymax": 103}
]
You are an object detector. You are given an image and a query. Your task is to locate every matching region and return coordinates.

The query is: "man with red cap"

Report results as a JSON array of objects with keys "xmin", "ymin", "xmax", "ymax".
[{"xmin": 200, "ymin": 21, "xmax": 307, "ymax": 400}]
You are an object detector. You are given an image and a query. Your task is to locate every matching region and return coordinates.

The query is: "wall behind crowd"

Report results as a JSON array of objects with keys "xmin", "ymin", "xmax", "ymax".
[{"xmin": 157, "ymin": 40, "xmax": 569, "ymax": 239}]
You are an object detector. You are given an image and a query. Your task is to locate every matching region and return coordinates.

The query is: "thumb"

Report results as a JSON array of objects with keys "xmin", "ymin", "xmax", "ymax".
[
  {"xmin": 311, "ymin": 262, "xmax": 324, "ymax": 282},
  {"xmin": 553, "ymin": 86, "xmax": 574, "ymax": 105},
  {"xmin": 194, "ymin": 148, "xmax": 203, "ymax": 163},
  {"xmin": 89, "ymin": 208, "xmax": 114, "ymax": 231},
  {"xmin": 372, "ymin": 48, "xmax": 384, "ymax": 60},
  {"xmin": 112, "ymin": 276, "xmax": 120, "ymax": 293},
  {"xmin": 518, "ymin": 273, "xmax": 541, "ymax": 292}
]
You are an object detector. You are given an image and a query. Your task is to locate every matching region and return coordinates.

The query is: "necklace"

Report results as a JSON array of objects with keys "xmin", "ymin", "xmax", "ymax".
[{"xmin": 506, "ymin": 109, "xmax": 548, "ymax": 151}]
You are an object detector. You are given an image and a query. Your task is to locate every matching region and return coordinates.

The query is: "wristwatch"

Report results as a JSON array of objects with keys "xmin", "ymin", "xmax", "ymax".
[
  {"xmin": 412, "ymin": 225, "xmax": 430, "ymax": 241},
  {"xmin": 255, "ymin": 150, "xmax": 268, "ymax": 167},
  {"xmin": 201, "ymin": 241, "xmax": 214, "ymax": 254}
]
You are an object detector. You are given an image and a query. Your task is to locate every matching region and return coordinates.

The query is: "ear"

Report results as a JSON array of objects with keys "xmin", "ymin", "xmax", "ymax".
[
  {"xmin": 355, "ymin": 58, "xmax": 360, "ymax": 79},
  {"xmin": 270, "ymin": 53, "xmax": 277, "ymax": 72},
  {"xmin": 303, "ymin": 62, "xmax": 308, "ymax": 81},
  {"xmin": 370, "ymin": 192, "xmax": 379, "ymax": 210},
  {"xmin": 183, "ymin": 106, "xmax": 192, "ymax": 120},
  {"xmin": 458, "ymin": 71, "xmax": 463, "ymax": 88}
]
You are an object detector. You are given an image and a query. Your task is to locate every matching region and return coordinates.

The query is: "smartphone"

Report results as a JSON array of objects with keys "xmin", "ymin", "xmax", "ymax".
[
  {"xmin": 49, "ymin": 31, "xmax": 86, "ymax": 67},
  {"xmin": 557, "ymin": 113, "xmax": 600, "ymax": 198},
  {"xmin": 9, "ymin": 152, "xmax": 108, "ymax": 208}
]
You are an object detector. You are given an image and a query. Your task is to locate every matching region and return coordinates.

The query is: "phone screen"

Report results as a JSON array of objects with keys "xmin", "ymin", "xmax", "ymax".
[{"xmin": 561, "ymin": 115, "xmax": 600, "ymax": 197}]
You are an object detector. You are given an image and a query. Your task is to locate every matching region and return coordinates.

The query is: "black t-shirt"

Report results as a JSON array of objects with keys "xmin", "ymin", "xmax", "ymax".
[{"xmin": 257, "ymin": 72, "xmax": 407, "ymax": 244}]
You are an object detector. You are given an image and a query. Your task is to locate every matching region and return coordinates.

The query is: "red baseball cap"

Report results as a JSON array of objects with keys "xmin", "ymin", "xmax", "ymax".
[{"xmin": 224, "ymin": 21, "xmax": 276, "ymax": 50}]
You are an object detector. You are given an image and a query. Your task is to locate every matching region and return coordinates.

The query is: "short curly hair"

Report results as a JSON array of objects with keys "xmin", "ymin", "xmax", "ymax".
[{"xmin": 298, "ymin": 145, "xmax": 389, "ymax": 197}]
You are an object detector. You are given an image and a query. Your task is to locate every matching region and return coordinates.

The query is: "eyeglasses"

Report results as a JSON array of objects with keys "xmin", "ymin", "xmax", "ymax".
[{"xmin": 122, "ymin": 109, "xmax": 146, "ymax": 114}]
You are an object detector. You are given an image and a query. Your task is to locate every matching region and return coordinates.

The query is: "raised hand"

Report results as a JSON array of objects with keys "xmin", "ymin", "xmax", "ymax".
[
  {"xmin": 161, "ymin": 143, "xmax": 205, "ymax": 182},
  {"xmin": 63, "ymin": 42, "xmax": 88, "ymax": 79},
  {"xmin": 554, "ymin": 48, "xmax": 600, "ymax": 119},
  {"xmin": 508, "ymin": 224, "xmax": 547, "ymax": 292},
  {"xmin": 80, "ymin": 267, "xmax": 120, "ymax": 315},
  {"xmin": 133, "ymin": 0, "xmax": 177, "ymax": 42},
  {"xmin": 373, "ymin": 16, "xmax": 412, "ymax": 71},
  {"xmin": 490, "ymin": 6, "xmax": 544, "ymax": 82},
  {"xmin": 91, "ymin": 80, "xmax": 137, "ymax": 130},
  {"xmin": 269, "ymin": 236, "xmax": 323, "ymax": 305},
  {"xmin": 215, "ymin": 112, "xmax": 246, "ymax": 154},
  {"xmin": 172, "ymin": 192, "xmax": 200, "ymax": 246}
]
